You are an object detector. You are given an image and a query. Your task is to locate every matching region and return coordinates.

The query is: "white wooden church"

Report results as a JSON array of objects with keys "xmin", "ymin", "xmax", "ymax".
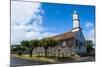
[{"xmin": 33, "ymin": 10, "xmax": 87, "ymax": 55}]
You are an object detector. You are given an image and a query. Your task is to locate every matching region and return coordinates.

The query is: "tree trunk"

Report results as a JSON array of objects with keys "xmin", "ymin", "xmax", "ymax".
[
  {"xmin": 58, "ymin": 50, "xmax": 60, "ymax": 58},
  {"xmin": 29, "ymin": 48, "xmax": 34, "ymax": 57},
  {"xmin": 44, "ymin": 48, "xmax": 48, "ymax": 58},
  {"xmin": 29, "ymin": 50, "xmax": 32, "ymax": 57},
  {"xmin": 38, "ymin": 47, "xmax": 40, "ymax": 57}
]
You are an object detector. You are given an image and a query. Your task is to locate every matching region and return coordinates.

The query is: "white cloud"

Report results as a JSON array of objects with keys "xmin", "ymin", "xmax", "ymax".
[
  {"xmin": 11, "ymin": 1, "xmax": 42, "ymax": 25},
  {"xmin": 85, "ymin": 22, "xmax": 93, "ymax": 29},
  {"xmin": 85, "ymin": 22, "xmax": 95, "ymax": 43},
  {"xmin": 86, "ymin": 28, "xmax": 95, "ymax": 43},
  {"xmin": 11, "ymin": 1, "xmax": 56, "ymax": 45}
]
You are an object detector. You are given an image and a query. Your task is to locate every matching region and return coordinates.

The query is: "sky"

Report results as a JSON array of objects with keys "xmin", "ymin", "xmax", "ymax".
[{"xmin": 11, "ymin": 1, "xmax": 95, "ymax": 45}]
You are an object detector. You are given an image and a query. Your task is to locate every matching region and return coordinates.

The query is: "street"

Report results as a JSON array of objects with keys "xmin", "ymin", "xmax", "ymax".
[
  {"xmin": 10, "ymin": 56, "xmax": 95, "ymax": 67},
  {"xmin": 77, "ymin": 56, "xmax": 95, "ymax": 62},
  {"xmin": 10, "ymin": 56, "xmax": 50, "ymax": 67}
]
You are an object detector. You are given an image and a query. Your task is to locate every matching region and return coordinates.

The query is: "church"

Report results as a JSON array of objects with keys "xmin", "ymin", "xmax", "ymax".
[
  {"xmin": 47, "ymin": 10, "xmax": 87, "ymax": 54},
  {"xmin": 33, "ymin": 10, "xmax": 87, "ymax": 55}
]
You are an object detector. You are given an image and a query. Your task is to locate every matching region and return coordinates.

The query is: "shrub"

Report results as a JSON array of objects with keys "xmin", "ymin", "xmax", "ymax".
[{"xmin": 17, "ymin": 50, "xmax": 23, "ymax": 56}]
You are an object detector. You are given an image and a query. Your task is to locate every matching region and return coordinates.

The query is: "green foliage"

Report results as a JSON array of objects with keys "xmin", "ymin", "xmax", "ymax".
[
  {"xmin": 17, "ymin": 50, "xmax": 22, "ymax": 56},
  {"xmin": 48, "ymin": 38, "xmax": 58, "ymax": 47},
  {"xmin": 21, "ymin": 40, "xmax": 30, "ymax": 49},
  {"xmin": 40, "ymin": 38, "xmax": 58, "ymax": 58},
  {"xmin": 29, "ymin": 40, "xmax": 40, "ymax": 57},
  {"xmin": 40, "ymin": 38, "xmax": 57, "ymax": 48},
  {"xmin": 85, "ymin": 40, "xmax": 94, "ymax": 53},
  {"xmin": 40, "ymin": 38, "xmax": 48, "ymax": 48},
  {"xmin": 29, "ymin": 40, "xmax": 40, "ymax": 48},
  {"xmin": 11, "ymin": 45, "xmax": 25, "ymax": 51},
  {"xmin": 19, "ymin": 38, "xmax": 58, "ymax": 58},
  {"xmin": 85, "ymin": 40, "xmax": 93, "ymax": 46}
]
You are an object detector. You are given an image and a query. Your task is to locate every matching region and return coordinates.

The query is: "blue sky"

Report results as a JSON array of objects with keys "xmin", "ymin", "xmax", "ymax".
[
  {"xmin": 11, "ymin": 1, "xmax": 95, "ymax": 44},
  {"xmin": 41, "ymin": 3, "xmax": 95, "ymax": 33}
]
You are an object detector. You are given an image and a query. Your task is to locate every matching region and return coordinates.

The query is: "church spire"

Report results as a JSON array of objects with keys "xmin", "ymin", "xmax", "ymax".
[{"xmin": 72, "ymin": 10, "xmax": 82, "ymax": 32}]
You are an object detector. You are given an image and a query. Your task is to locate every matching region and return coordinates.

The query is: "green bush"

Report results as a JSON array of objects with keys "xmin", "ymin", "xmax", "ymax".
[{"xmin": 17, "ymin": 50, "xmax": 22, "ymax": 56}]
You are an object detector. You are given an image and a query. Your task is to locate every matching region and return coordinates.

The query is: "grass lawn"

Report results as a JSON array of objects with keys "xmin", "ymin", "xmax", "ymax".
[
  {"xmin": 11, "ymin": 53, "xmax": 81, "ymax": 64},
  {"xmin": 11, "ymin": 54, "xmax": 58, "ymax": 63}
]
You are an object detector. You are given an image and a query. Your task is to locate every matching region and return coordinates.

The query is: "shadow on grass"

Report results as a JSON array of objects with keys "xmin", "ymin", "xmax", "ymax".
[{"xmin": 36, "ymin": 55, "xmax": 75, "ymax": 62}]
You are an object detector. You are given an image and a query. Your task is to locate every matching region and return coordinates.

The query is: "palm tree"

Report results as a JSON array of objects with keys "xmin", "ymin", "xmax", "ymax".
[{"xmin": 29, "ymin": 40, "xmax": 39, "ymax": 57}]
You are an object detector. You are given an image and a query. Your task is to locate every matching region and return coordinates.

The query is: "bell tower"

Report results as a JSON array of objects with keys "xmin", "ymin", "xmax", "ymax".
[{"xmin": 72, "ymin": 10, "xmax": 82, "ymax": 32}]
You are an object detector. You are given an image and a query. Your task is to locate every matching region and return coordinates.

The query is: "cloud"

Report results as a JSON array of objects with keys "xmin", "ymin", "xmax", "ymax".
[
  {"xmin": 85, "ymin": 22, "xmax": 95, "ymax": 43},
  {"xmin": 11, "ymin": 1, "xmax": 57, "ymax": 45},
  {"xmin": 11, "ymin": 1, "xmax": 42, "ymax": 25},
  {"xmin": 85, "ymin": 22, "xmax": 93, "ymax": 29},
  {"xmin": 86, "ymin": 28, "xmax": 95, "ymax": 43}
]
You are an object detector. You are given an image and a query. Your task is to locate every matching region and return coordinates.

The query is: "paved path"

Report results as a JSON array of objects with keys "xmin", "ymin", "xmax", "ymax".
[
  {"xmin": 55, "ymin": 56, "xmax": 95, "ymax": 63},
  {"xmin": 78, "ymin": 56, "xmax": 95, "ymax": 62},
  {"xmin": 10, "ymin": 56, "xmax": 95, "ymax": 67},
  {"xmin": 10, "ymin": 56, "xmax": 49, "ymax": 67}
]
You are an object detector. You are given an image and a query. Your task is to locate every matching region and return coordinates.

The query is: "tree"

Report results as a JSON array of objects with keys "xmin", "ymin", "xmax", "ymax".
[
  {"xmin": 21, "ymin": 40, "xmax": 31, "ymax": 56},
  {"xmin": 40, "ymin": 38, "xmax": 49, "ymax": 58},
  {"xmin": 47, "ymin": 38, "xmax": 58, "ymax": 57},
  {"xmin": 13, "ymin": 46, "xmax": 25, "ymax": 56},
  {"xmin": 11, "ymin": 45, "xmax": 25, "ymax": 51},
  {"xmin": 40, "ymin": 38, "xmax": 58, "ymax": 58},
  {"xmin": 85, "ymin": 40, "xmax": 94, "ymax": 53},
  {"xmin": 29, "ymin": 40, "xmax": 40, "ymax": 57},
  {"xmin": 17, "ymin": 50, "xmax": 23, "ymax": 56},
  {"xmin": 21, "ymin": 40, "xmax": 30, "ymax": 50}
]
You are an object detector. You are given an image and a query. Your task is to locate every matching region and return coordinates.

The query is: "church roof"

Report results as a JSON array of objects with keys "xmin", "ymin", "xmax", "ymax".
[{"xmin": 51, "ymin": 31, "xmax": 78, "ymax": 41}]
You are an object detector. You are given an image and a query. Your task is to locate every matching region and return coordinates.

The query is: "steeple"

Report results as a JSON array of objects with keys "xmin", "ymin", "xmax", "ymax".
[{"xmin": 72, "ymin": 10, "xmax": 82, "ymax": 32}]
